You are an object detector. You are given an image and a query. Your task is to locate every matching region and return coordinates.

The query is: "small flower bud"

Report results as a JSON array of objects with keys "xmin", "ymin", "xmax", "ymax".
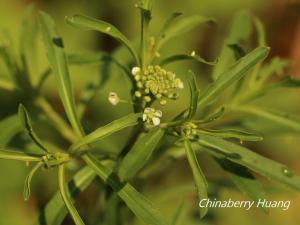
[
  {"xmin": 132, "ymin": 67, "xmax": 141, "ymax": 76},
  {"xmin": 144, "ymin": 96, "xmax": 151, "ymax": 102},
  {"xmin": 135, "ymin": 91, "xmax": 142, "ymax": 97}
]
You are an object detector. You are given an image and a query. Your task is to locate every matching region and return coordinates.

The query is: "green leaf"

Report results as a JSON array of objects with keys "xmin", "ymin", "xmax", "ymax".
[
  {"xmin": 104, "ymin": 192, "xmax": 120, "ymax": 225},
  {"xmin": 0, "ymin": 79, "xmax": 15, "ymax": 91},
  {"xmin": 19, "ymin": 4, "xmax": 38, "ymax": 86},
  {"xmin": 70, "ymin": 113, "xmax": 141, "ymax": 153},
  {"xmin": 118, "ymin": 128, "xmax": 165, "ymax": 181},
  {"xmin": 66, "ymin": 14, "xmax": 139, "ymax": 65},
  {"xmin": 198, "ymin": 47, "xmax": 269, "ymax": 108},
  {"xmin": 156, "ymin": 15, "xmax": 215, "ymax": 50},
  {"xmin": 212, "ymin": 10, "xmax": 252, "ymax": 80},
  {"xmin": 58, "ymin": 165, "xmax": 85, "ymax": 225},
  {"xmin": 227, "ymin": 44, "xmax": 246, "ymax": 59},
  {"xmin": 23, "ymin": 161, "xmax": 44, "ymax": 200},
  {"xmin": 83, "ymin": 154, "xmax": 169, "ymax": 225},
  {"xmin": 0, "ymin": 114, "xmax": 22, "ymax": 147},
  {"xmin": 256, "ymin": 57, "xmax": 289, "ymax": 84},
  {"xmin": 34, "ymin": 166, "xmax": 95, "ymax": 225},
  {"xmin": 158, "ymin": 12, "xmax": 183, "ymax": 38},
  {"xmin": 253, "ymin": 77, "xmax": 300, "ymax": 99},
  {"xmin": 170, "ymin": 201, "xmax": 187, "ymax": 225},
  {"xmin": 195, "ymin": 106, "xmax": 225, "ymax": 124},
  {"xmin": 197, "ymin": 134, "xmax": 300, "ymax": 191},
  {"xmin": 253, "ymin": 17, "xmax": 266, "ymax": 47},
  {"xmin": 233, "ymin": 105, "xmax": 300, "ymax": 132},
  {"xmin": 0, "ymin": 149, "xmax": 41, "ymax": 161},
  {"xmin": 197, "ymin": 128, "xmax": 263, "ymax": 142},
  {"xmin": 18, "ymin": 104, "xmax": 49, "ymax": 153},
  {"xmin": 185, "ymin": 71, "xmax": 200, "ymax": 120},
  {"xmin": 160, "ymin": 52, "xmax": 217, "ymax": 66},
  {"xmin": 184, "ymin": 139, "xmax": 208, "ymax": 219},
  {"xmin": 39, "ymin": 11, "xmax": 83, "ymax": 137},
  {"xmin": 268, "ymin": 77, "xmax": 300, "ymax": 89},
  {"xmin": 215, "ymin": 158, "xmax": 268, "ymax": 212},
  {"xmin": 0, "ymin": 30, "xmax": 31, "ymax": 91}
]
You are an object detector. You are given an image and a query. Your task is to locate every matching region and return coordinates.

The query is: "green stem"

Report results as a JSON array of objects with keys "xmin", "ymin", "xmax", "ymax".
[
  {"xmin": 58, "ymin": 165, "xmax": 86, "ymax": 225},
  {"xmin": 141, "ymin": 15, "xmax": 147, "ymax": 69}
]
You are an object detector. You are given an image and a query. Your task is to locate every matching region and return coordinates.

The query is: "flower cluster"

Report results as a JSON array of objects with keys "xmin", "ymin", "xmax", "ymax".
[
  {"xmin": 181, "ymin": 122, "xmax": 198, "ymax": 137},
  {"xmin": 143, "ymin": 107, "xmax": 162, "ymax": 127},
  {"xmin": 132, "ymin": 65, "xmax": 184, "ymax": 105}
]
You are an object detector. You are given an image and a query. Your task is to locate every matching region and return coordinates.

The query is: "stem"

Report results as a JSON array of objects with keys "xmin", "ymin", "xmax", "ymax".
[
  {"xmin": 58, "ymin": 165, "xmax": 86, "ymax": 225},
  {"xmin": 140, "ymin": 8, "xmax": 151, "ymax": 69},
  {"xmin": 35, "ymin": 97, "xmax": 79, "ymax": 143},
  {"xmin": 140, "ymin": 15, "xmax": 147, "ymax": 69}
]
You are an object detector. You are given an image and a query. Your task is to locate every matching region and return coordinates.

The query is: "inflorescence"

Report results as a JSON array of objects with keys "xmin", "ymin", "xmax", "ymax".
[{"xmin": 132, "ymin": 65, "xmax": 184, "ymax": 105}]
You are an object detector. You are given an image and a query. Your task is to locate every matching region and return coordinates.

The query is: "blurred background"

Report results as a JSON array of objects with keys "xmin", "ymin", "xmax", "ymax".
[{"xmin": 0, "ymin": 0, "xmax": 300, "ymax": 224}]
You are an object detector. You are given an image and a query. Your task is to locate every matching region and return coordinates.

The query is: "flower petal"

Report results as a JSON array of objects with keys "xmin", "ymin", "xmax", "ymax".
[{"xmin": 152, "ymin": 117, "xmax": 160, "ymax": 126}]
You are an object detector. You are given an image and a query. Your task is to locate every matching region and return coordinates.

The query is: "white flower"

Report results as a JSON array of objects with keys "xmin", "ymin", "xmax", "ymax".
[
  {"xmin": 131, "ymin": 67, "xmax": 141, "ymax": 76},
  {"xmin": 108, "ymin": 92, "xmax": 120, "ymax": 106},
  {"xmin": 143, "ymin": 107, "xmax": 162, "ymax": 126}
]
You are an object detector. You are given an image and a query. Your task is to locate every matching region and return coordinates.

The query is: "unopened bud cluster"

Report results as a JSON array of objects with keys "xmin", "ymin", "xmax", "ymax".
[
  {"xmin": 131, "ymin": 65, "xmax": 184, "ymax": 105},
  {"xmin": 181, "ymin": 122, "xmax": 198, "ymax": 137}
]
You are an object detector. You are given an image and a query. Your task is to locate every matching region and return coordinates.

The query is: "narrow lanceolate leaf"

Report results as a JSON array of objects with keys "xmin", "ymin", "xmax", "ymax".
[
  {"xmin": 256, "ymin": 57, "xmax": 289, "ymax": 84},
  {"xmin": 185, "ymin": 71, "xmax": 200, "ymax": 120},
  {"xmin": 0, "ymin": 149, "xmax": 41, "ymax": 161},
  {"xmin": 263, "ymin": 77, "xmax": 300, "ymax": 91},
  {"xmin": 18, "ymin": 104, "xmax": 49, "ymax": 153},
  {"xmin": 66, "ymin": 14, "xmax": 139, "ymax": 65},
  {"xmin": 156, "ymin": 15, "xmax": 215, "ymax": 50},
  {"xmin": 19, "ymin": 4, "xmax": 38, "ymax": 86},
  {"xmin": 171, "ymin": 201, "xmax": 187, "ymax": 225},
  {"xmin": 118, "ymin": 128, "xmax": 165, "ymax": 181},
  {"xmin": 197, "ymin": 128, "xmax": 263, "ymax": 142},
  {"xmin": 0, "ymin": 114, "xmax": 22, "ymax": 147},
  {"xmin": 34, "ymin": 166, "xmax": 95, "ymax": 225},
  {"xmin": 58, "ymin": 165, "xmax": 85, "ymax": 225},
  {"xmin": 215, "ymin": 158, "xmax": 267, "ymax": 212},
  {"xmin": 39, "ymin": 11, "xmax": 83, "ymax": 136},
  {"xmin": 0, "ymin": 79, "xmax": 15, "ymax": 91},
  {"xmin": 197, "ymin": 134, "xmax": 300, "ymax": 191},
  {"xmin": 233, "ymin": 105, "xmax": 300, "ymax": 132},
  {"xmin": 195, "ymin": 106, "xmax": 225, "ymax": 124},
  {"xmin": 254, "ymin": 17, "xmax": 266, "ymax": 47},
  {"xmin": 83, "ymin": 154, "xmax": 169, "ymax": 225},
  {"xmin": 23, "ymin": 161, "xmax": 44, "ymax": 201},
  {"xmin": 213, "ymin": 10, "xmax": 252, "ymax": 80},
  {"xmin": 253, "ymin": 77, "xmax": 300, "ymax": 99},
  {"xmin": 184, "ymin": 139, "xmax": 208, "ymax": 219},
  {"xmin": 198, "ymin": 47, "xmax": 269, "ymax": 108},
  {"xmin": 70, "ymin": 113, "xmax": 141, "ymax": 153},
  {"xmin": 160, "ymin": 53, "xmax": 217, "ymax": 66},
  {"xmin": 158, "ymin": 12, "xmax": 183, "ymax": 38}
]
